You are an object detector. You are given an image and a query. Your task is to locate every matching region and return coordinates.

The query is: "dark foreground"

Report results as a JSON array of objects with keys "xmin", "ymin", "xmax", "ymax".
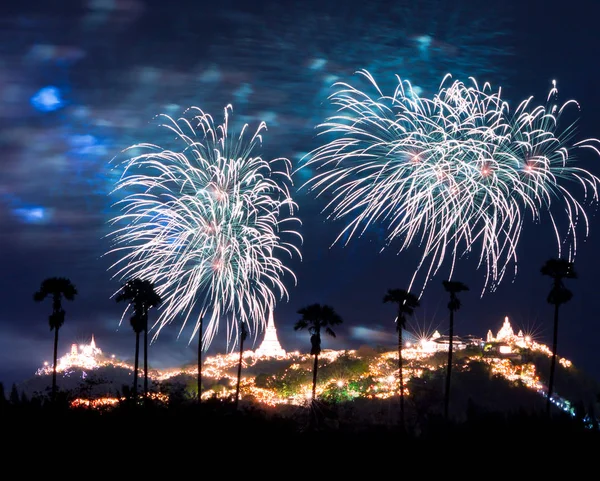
[{"xmin": 2, "ymin": 395, "xmax": 599, "ymax": 472}]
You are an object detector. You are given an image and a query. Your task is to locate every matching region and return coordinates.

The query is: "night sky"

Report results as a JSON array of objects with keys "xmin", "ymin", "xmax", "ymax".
[{"xmin": 2, "ymin": 0, "xmax": 600, "ymax": 388}]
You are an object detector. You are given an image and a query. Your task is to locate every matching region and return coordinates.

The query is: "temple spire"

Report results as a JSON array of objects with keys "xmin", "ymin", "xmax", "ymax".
[{"xmin": 255, "ymin": 309, "xmax": 286, "ymax": 358}]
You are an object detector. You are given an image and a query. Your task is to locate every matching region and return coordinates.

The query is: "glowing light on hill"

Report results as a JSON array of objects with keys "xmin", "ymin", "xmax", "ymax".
[{"xmin": 35, "ymin": 318, "xmax": 576, "ymax": 415}]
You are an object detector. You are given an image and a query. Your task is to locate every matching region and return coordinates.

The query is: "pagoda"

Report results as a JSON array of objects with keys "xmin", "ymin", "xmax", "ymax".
[
  {"xmin": 255, "ymin": 309, "xmax": 286, "ymax": 358},
  {"xmin": 486, "ymin": 316, "xmax": 530, "ymax": 348}
]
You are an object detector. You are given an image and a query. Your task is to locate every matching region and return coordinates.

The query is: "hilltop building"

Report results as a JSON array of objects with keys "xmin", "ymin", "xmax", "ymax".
[
  {"xmin": 417, "ymin": 330, "xmax": 483, "ymax": 353},
  {"xmin": 416, "ymin": 317, "xmax": 529, "ymax": 354},
  {"xmin": 254, "ymin": 309, "xmax": 286, "ymax": 358},
  {"xmin": 419, "ymin": 330, "xmax": 465, "ymax": 353},
  {"xmin": 36, "ymin": 335, "xmax": 121, "ymax": 376},
  {"xmin": 487, "ymin": 316, "xmax": 531, "ymax": 347},
  {"xmin": 485, "ymin": 316, "xmax": 532, "ymax": 355}
]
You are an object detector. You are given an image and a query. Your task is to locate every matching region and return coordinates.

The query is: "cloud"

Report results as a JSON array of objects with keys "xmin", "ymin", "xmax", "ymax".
[{"xmin": 349, "ymin": 325, "xmax": 392, "ymax": 345}]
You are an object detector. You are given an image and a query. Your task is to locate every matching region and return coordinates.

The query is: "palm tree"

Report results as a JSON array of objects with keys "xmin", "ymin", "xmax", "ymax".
[
  {"xmin": 33, "ymin": 277, "xmax": 78, "ymax": 402},
  {"xmin": 383, "ymin": 288, "xmax": 420, "ymax": 428},
  {"xmin": 234, "ymin": 321, "xmax": 248, "ymax": 409},
  {"xmin": 197, "ymin": 315, "xmax": 204, "ymax": 403},
  {"xmin": 294, "ymin": 303, "xmax": 343, "ymax": 402},
  {"xmin": 541, "ymin": 258, "xmax": 576, "ymax": 416},
  {"xmin": 442, "ymin": 279, "xmax": 469, "ymax": 420},
  {"xmin": 115, "ymin": 278, "xmax": 162, "ymax": 403},
  {"xmin": 125, "ymin": 311, "xmax": 144, "ymax": 402}
]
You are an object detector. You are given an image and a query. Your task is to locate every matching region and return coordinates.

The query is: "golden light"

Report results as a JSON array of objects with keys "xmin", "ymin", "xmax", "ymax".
[{"xmin": 36, "ymin": 317, "xmax": 578, "ymax": 412}]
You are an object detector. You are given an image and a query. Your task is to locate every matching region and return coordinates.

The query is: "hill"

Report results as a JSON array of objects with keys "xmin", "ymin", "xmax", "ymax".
[{"xmin": 11, "ymin": 340, "xmax": 600, "ymax": 429}]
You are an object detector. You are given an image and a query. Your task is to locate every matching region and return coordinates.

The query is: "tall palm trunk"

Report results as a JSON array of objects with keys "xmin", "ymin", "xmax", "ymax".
[
  {"xmin": 197, "ymin": 316, "xmax": 203, "ymax": 403},
  {"xmin": 235, "ymin": 334, "xmax": 245, "ymax": 410},
  {"xmin": 133, "ymin": 332, "xmax": 140, "ymax": 401},
  {"xmin": 312, "ymin": 353, "xmax": 319, "ymax": 401},
  {"xmin": 397, "ymin": 309, "xmax": 405, "ymax": 428},
  {"xmin": 444, "ymin": 309, "xmax": 454, "ymax": 420},
  {"xmin": 546, "ymin": 302, "xmax": 560, "ymax": 416},
  {"xmin": 143, "ymin": 322, "xmax": 148, "ymax": 404},
  {"xmin": 52, "ymin": 327, "xmax": 59, "ymax": 402}
]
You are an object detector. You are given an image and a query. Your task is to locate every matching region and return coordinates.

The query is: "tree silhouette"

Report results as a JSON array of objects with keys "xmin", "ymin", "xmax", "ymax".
[
  {"xmin": 197, "ymin": 315, "xmax": 204, "ymax": 403},
  {"xmin": 0, "ymin": 382, "xmax": 6, "ymax": 412},
  {"xmin": 9, "ymin": 384, "xmax": 19, "ymax": 405},
  {"xmin": 541, "ymin": 258, "xmax": 576, "ymax": 416},
  {"xmin": 116, "ymin": 278, "xmax": 162, "ymax": 403},
  {"xmin": 442, "ymin": 279, "xmax": 469, "ymax": 420},
  {"xmin": 33, "ymin": 277, "xmax": 78, "ymax": 402},
  {"xmin": 235, "ymin": 321, "xmax": 248, "ymax": 409},
  {"xmin": 383, "ymin": 288, "xmax": 420, "ymax": 429},
  {"xmin": 294, "ymin": 303, "xmax": 343, "ymax": 402}
]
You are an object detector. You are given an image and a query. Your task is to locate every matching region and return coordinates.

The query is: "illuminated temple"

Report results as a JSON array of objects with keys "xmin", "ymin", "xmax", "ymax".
[
  {"xmin": 254, "ymin": 309, "xmax": 286, "ymax": 358},
  {"xmin": 414, "ymin": 316, "xmax": 529, "ymax": 354},
  {"xmin": 36, "ymin": 335, "xmax": 125, "ymax": 376},
  {"xmin": 486, "ymin": 316, "xmax": 531, "ymax": 349}
]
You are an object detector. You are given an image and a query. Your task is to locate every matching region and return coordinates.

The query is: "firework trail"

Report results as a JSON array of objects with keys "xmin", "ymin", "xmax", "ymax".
[
  {"xmin": 106, "ymin": 105, "xmax": 302, "ymax": 350},
  {"xmin": 300, "ymin": 69, "xmax": 600, "ymax": 296}
]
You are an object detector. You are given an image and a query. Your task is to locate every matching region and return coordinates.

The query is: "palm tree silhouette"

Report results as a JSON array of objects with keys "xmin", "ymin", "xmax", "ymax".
[
  {"xmin": 541, "ymin": 258, "xmax": 576, "ymax": 416},
  {"xmin": 383, "ymin": 288, "xmax": 420, "ymax": 429},
  {"xmin": 234, "ymin": 321, "xmax": 248, "ymax": 409},
  {"xmin": 294, "ymin": 303, "xmax": 343, "ymax": 402},
  {"xmin": 197, "ymin": 315, "xmax": 204, "ymax": 403},
  {"xmin": 115, "ymin": 278, "xmax": 162, "ymax": 403},
  {"xmin": 442, "ymin": 279, "xmax": 469, "ymax": 420},
  {"xmin": 34, "ymin": 277, "xmax": 78, "ymax": 402}
]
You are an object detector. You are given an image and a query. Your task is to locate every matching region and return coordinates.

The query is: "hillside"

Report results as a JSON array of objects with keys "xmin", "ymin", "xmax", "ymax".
[{"xmin": 13, "ymin": 339, "xmax": 600, "ymax": 429}]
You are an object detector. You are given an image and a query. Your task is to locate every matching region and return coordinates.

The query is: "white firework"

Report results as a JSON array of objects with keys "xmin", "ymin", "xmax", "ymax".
[
  {"xmin": 300, "ymin": 70, "xmax": 600, "ymax": 296},
  {"xmin": 106, "ymin": 105, "xmax": 302, "ymax": 350}
]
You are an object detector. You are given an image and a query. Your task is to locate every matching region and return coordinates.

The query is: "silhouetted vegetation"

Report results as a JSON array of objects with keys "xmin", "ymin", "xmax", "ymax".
[
  {"xmin": 541, "ymin": 257, "xmax": 576, "ymax": 416},
  {"xmin": 235, "ymin": 321, "xmax": 248, "ymax": 409},
  {"xmin": 197, "ymin": 314, "xmax": 204, "ymax": 403},
  {"xmin": 383, "ymin": 287, "xmax": 420, "ymax": 429},
  {"xmin": 1, "ymin": 373, "xmax": 598, "ymax": 467},
  {"xmin": 442, "ymin": 279, "xmax": 469, "ymax": 420},
  {"xmin": 294, "ymin": 303, "xmax": 344, "ymax": 401},
  {"xmin": 33, "ymin": 276, "xmax": 78, "ymax": 402},
  {"xmin": 115, "ymin": 278, "xmax": 162, "ymax": 402}
]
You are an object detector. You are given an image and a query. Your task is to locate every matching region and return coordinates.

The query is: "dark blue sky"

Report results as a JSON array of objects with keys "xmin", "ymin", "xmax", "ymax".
[{"xmin": 1, "ymin": 0, "xmax": 600, "ymax": 388}]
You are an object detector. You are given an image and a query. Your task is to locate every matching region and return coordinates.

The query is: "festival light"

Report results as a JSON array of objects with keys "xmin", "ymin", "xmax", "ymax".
[
  {"xmin": 36, "ymin": 336, "xmax": 134, "ymax": 376},
  {"xmin": 36, "ymin": 319, "xmax": 577, "ymax": 412}
]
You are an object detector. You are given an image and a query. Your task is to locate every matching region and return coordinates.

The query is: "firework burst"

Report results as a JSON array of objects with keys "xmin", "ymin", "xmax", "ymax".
[
  {"xmin": 106, "ymin": 105, "xmax": 302, "ymax": 350},
  {"xmin": 300, "ymin": 70, "xmax": 600, "ymax": 296}
]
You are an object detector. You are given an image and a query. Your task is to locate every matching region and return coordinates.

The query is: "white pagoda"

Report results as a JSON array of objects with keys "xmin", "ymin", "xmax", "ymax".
[
  {"xmin": 486, "ymin": 316, "xmax": 531, "ymax": 349},
  {"xmin": 255, "ymin": 309, "xmax": 286, "ymax": 358}
]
